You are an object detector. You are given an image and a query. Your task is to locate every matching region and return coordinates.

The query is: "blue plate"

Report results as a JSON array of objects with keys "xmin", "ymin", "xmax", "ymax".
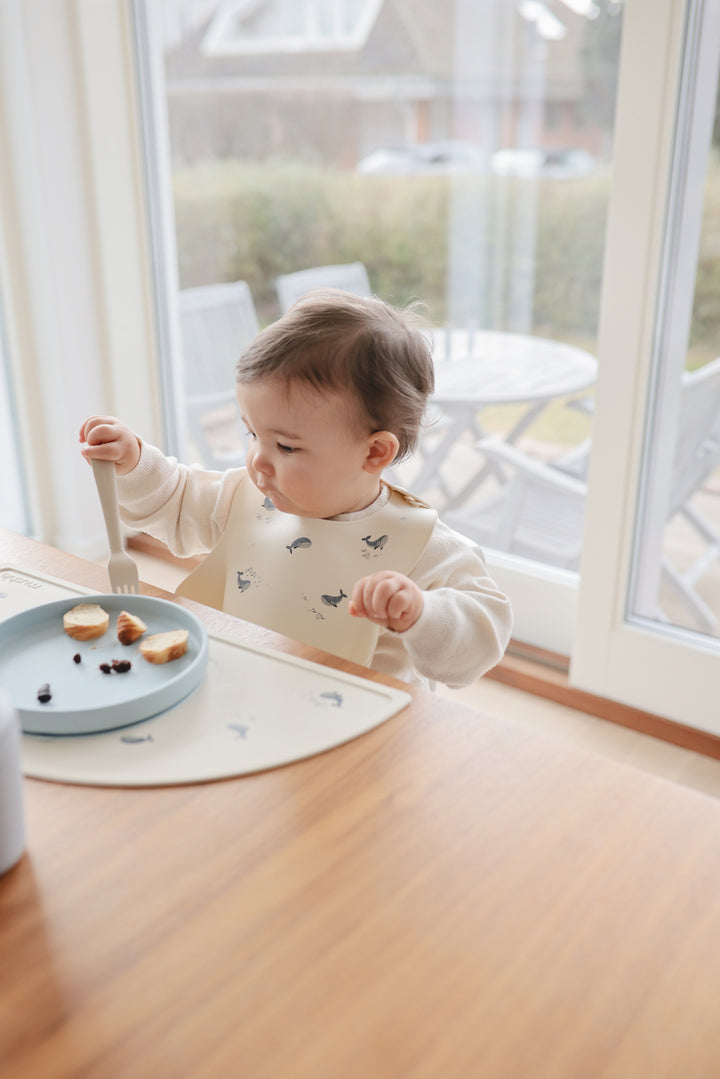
[{"xmin": 0, "ymin": 594, "xmax": 209, "ymax": 736}]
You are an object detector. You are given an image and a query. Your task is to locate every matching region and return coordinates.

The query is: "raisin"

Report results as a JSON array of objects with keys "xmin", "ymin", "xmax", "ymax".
[
  {"xmin": 111, "ymin": 660, "xmax": 132, "ymax": 673},
  {"xmin": 99, "ymin": 663, "xmax": 112, "ymax": 674},
  {"xmin": 37, "ymin": 683, "xmax": 52, "ymax": 704},
  {"xmin": 73, "ymin": 653, "xmax": 81, "ymax": 664}
]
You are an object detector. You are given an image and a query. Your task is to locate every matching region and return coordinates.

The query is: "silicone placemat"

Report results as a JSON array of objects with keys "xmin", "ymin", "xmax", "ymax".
[{"xmin": 0, "ymin": 567, "xmax": 411, "ymax": 787}]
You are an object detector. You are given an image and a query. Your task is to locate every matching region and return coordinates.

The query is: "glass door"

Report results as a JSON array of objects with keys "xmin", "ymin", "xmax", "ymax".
[
  {"xmin": 573, "ymin": 0, "xmax": 720, "ymax": 732},
  {"xmin": 134, "ymin": 0, "xmax": 625, "ymax": 655}
]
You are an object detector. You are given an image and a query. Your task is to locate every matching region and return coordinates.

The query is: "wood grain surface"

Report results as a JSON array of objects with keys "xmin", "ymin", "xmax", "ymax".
[{"xmin": 3, "ymin": 529, "xmax": 720, "ymax": 1078}]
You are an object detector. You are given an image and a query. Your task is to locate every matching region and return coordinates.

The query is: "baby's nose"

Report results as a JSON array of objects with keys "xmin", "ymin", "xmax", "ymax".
[{"xmin": 252, "ymin": 447, "xmax": 273, "ymax": 474}]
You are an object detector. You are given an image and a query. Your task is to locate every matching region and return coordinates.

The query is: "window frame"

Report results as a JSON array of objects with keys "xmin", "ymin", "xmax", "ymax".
[{"xmin": 571, "ymin": 0, "xmax": 720, "ymax": 732}]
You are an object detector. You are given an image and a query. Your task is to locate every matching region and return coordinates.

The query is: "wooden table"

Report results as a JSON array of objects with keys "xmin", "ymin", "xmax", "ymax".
[{"xmin": 3, "ymin": 528, "xmax": 720, "ymax": 1077}]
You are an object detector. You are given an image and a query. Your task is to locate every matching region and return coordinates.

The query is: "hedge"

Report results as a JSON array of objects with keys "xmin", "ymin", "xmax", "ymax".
[{"xmin": 172, "ymin": 158, "xmax": 720, "ymax": 361}]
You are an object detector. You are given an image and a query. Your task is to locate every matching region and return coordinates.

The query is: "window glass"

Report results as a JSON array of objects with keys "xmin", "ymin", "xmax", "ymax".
[
  {"xmin": 139, "ymin": 0, "xmax": 622, "ymax": 575},
  {"xmin": 628, "ymin": 6, "xmax": 720, "ymax": 642}
]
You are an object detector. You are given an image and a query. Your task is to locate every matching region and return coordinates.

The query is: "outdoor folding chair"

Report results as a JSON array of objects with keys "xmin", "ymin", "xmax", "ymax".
[
  {"xmin": 275, "ymin": 262, "xmax": 372, "ymax": 313},
  {"xmin": 179, "ymin": 281, "xmax": 260, "ymax": 469}
]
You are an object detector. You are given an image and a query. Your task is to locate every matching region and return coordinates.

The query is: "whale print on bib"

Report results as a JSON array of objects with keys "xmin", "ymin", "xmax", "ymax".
[
  {"xmin": 363, "ymin": 533, "xmax": 388, "ymax": 551},
  {"xmin": 286, "ymin": 536, "xmax": 312, "ymax": 554},
  {"xmin": 256, "ymin": 495, "xmax": 276, "ymax": 522},
  {"xmin": 177, "ymin": 475, "xmax": 437, "ymax": 664},
  {"xmin": 321, "ymin": 588, "xmax": 347, "ymax": 609},
  {"xmin": 361, "ymin": 533, "xmax": 389, "ymax": 560},
  {"xmin": 236, "ymin": 566, "xmax": 266, "ymax": 593}
]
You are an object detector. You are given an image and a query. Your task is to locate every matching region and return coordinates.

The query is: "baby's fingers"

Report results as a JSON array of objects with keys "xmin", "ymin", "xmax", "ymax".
[
  {"xmin": 354, "ymin": 572, "xmax": 424, "ymax": 633},
  {"xmin": 350, "ymin": 573, "xmax": 401, "ymax": 625},
  {"xmin": 80, "ymin": 415, "xmax": 113, "ymax": 436},
  {"xmin": 385, "ymin": 585, "xmax": 413, "ymax": 622},
  {"xmin": 78, "ymin": 415, "xmax": 141, "ymax": 473},
  {"xmin": 349, "ymin": 578, "xmax": 372, "ymax": 619},
  {"xmin": 350, "ymin": 575, "xmax": 390, "ymax": 620},
  {"xmin": 80, "ymin": 416, "xmax": 118, "ymax": 448}
]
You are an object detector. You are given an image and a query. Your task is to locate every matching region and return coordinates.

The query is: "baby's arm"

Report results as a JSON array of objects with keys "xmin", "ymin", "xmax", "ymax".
[
  {"xmin": 79, "ymin": 415, "xmax": 141, "ymax": 475},
  {"xmin": 77, "ymin": 414, "xmax": 240, "ymax": 558},
  {"xmin": 349, "ymin": 571, "xmax": 423, "ymax": 634},
  {"xmin": 401, "ymin": 523, "xmax": 512, "ymax": 686},
  {"xmin": 364, "ymin": 520, "xmax": 512, "ymax": 688}
]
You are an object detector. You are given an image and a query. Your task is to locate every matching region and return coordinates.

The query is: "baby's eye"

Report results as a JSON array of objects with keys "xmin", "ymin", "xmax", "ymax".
[
  {"xmin": 277, "ymin": 443, "xmax": 297, "ymax": 454},
  {"xmin": 243, "ymin": 428, "xmax": 256, "ymax": 440}
]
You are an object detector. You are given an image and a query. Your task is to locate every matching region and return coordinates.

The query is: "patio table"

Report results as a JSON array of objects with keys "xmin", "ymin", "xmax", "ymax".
[{"xmin": 408, "ymin": 329, "xmax": 597, "ymax": 508}]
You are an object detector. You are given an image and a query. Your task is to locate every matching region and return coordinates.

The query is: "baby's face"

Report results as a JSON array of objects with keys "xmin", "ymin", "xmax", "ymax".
[{"xmin": 237, "ymin": 377, "xmax": 381, "ymax": 518}]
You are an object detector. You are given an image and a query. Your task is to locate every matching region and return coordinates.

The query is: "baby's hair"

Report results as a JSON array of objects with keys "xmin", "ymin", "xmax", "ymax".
[{"xmin": 235, "ymin": 289, "xmax": 434, "ymax": 462}]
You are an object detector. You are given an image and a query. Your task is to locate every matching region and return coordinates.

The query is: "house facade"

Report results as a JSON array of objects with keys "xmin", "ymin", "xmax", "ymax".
[{"xmin": 163, "ymin": 0, "xmax": 619, "ymax": 168}]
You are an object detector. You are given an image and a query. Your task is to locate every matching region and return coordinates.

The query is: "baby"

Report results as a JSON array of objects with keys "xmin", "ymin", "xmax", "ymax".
[{"xmin": 80, "ymin": 289, "xmax": 511, "ymax": 690}]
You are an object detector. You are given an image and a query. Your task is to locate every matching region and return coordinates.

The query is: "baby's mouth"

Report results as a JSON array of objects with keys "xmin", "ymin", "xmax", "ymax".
[{"xmin": 257, "ymin": 479, "xmax": 279, "ymax": 502}]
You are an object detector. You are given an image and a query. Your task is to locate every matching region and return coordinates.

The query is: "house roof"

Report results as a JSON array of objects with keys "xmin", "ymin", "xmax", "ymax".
[
  {"xmin": 165, "ymin": 0, "xmax": 438, "ymax": 82},
  {"xmin": 163, "ymin": 0, "xmax": 595, "ymax": 102}
]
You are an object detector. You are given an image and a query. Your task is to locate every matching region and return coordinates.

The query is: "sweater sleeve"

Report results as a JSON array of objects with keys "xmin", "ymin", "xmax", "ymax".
[
  {"xmin": 115, "ymin": 442, "xmax": 245, "ymax": 558},
  {"xmin": 389, "ymin": 518, "xmax": 512, "ymax": 688}
]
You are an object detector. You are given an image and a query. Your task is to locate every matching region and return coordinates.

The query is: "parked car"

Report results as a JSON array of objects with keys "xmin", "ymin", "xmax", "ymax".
[
  {"xmin": 490, "ymin": 147, "xmax": 597, "ymax": 178},
  {"xmin": 357, "ymin": 140, "xmax": 488, "ymax": 175}
]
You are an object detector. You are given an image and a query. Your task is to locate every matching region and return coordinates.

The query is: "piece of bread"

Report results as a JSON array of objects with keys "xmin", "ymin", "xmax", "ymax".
[
  {"xmin": 116, "ymin": 610, "xmax": 147, "ymax": 645},
  {"xmin": 139, "ymin": 630, "xmax": 189, "ymax": 664},
  {"xmin": 63, "ymin": 603, "xmax": 110, "ymax": 641}
]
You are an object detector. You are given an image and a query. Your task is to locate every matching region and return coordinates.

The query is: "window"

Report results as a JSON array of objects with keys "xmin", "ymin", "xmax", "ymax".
[
  {"xmin": 572, "ymin": 0, "xmax": 720, "ymax": 730},
  {"xmin": 4, "ymin": 0, "xmax": 715, "ymax": 729},
  {"xmin": 135, "ymin": 0, "xmax": 622, "ymax": 652}
]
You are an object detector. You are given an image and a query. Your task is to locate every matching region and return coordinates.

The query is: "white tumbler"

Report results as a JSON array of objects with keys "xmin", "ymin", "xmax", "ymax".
[{"xmin": 0, "ymin": 690, "xmax": 25, "ymax": 875}]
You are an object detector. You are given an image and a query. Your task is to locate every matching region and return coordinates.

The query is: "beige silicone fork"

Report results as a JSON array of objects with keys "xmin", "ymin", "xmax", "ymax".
[{"xmin": 90, "ymin": 458, "xmax": 140, "ymax": 594}]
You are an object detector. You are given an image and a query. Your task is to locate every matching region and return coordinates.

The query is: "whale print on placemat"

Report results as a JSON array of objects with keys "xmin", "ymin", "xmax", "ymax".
[
  {"xmin": 227, "ymin": 722, "xmax": 250, "ymax": 739},
  {"xmin": 313, "ymin": 690, "xmax": 343, "ymax": 708}
]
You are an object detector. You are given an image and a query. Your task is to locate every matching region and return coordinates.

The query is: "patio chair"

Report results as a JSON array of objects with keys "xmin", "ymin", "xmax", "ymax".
[
  {"xmin": 275, "ymin": 261, "xmax": 372, "ymax": 313},
  {"xmin": 179, "ymin": 281, "xmax": 260, "ymax": 470},
  {"xmin": 443, "ymin": 357, "xmax": 720, "ymax": 633}
]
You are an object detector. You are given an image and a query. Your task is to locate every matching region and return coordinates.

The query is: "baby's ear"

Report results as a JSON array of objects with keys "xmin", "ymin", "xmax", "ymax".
[{"xmin": 364, "ymin": 431, "xmax": 400, "ymax": 473}]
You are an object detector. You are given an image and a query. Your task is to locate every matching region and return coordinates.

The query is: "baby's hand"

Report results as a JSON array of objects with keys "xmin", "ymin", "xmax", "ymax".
[
  {"xmin": 79, "ymin": 415, "xmax": 141, "ymax": 475},
  {"xmin": 349, "ymin": 571, "xmax": 423, "ymax": 633}
]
